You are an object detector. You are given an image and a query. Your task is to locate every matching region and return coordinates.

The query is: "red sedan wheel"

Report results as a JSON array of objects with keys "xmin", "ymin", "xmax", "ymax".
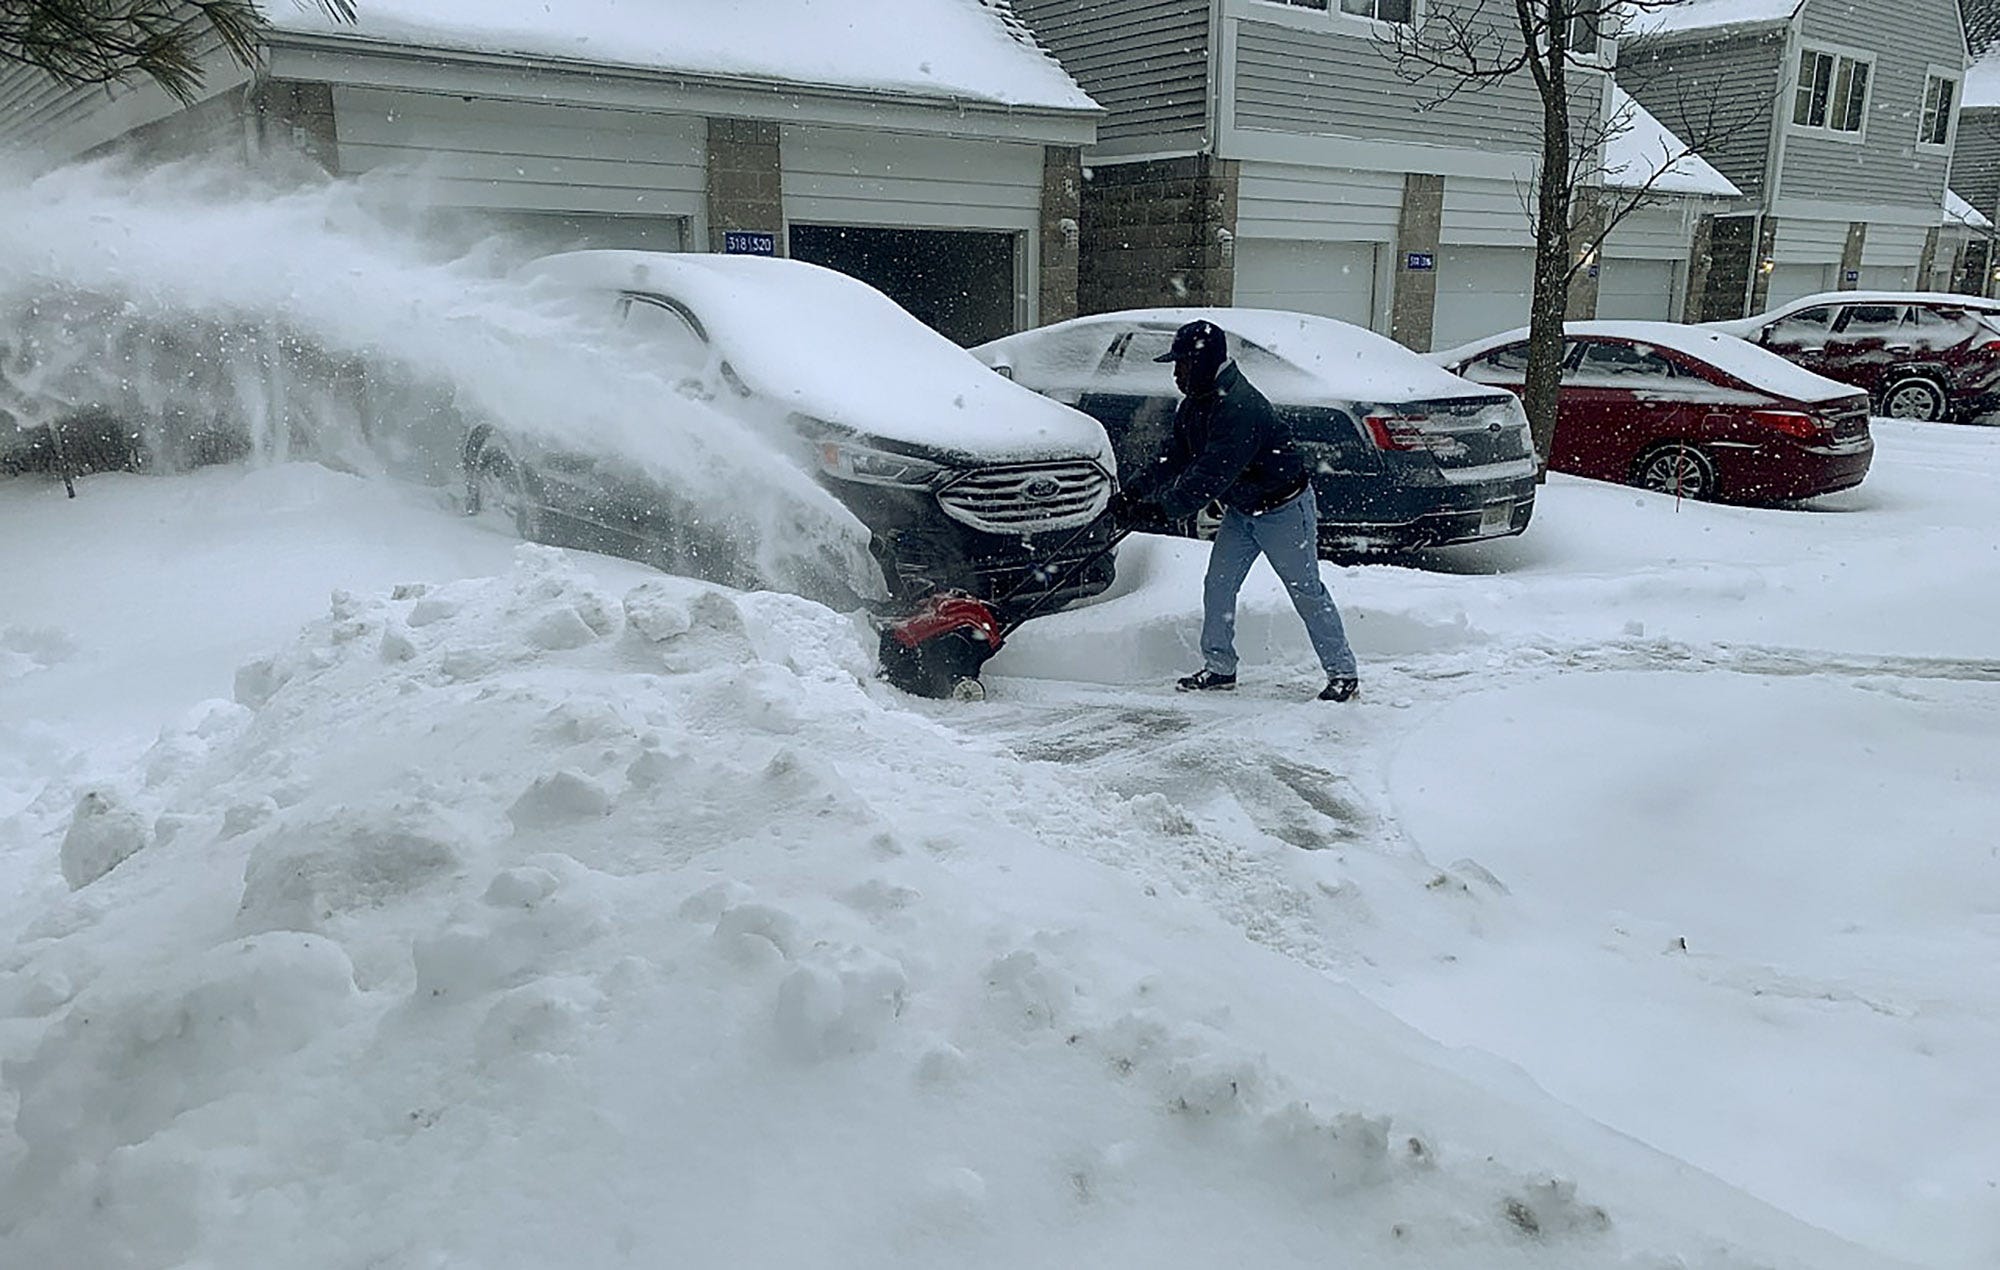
[{"xmin": 1634, "ymin": 443, "xmax": 1718, "ymax": 500}]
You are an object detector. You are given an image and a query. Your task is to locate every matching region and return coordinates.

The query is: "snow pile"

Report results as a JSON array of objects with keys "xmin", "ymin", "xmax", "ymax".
[
  {"xmin": 0, "ymin": 155, "xmax": 877, "ymax": 606},
  {"xmin": 1629, "ymin": 0, "xmax": 1802, "ymax": 38},
  {"xmin": 0, "ymin": 541, "xmax": 1884, "ymax": 1267},
  {"xmin": 268, "ymin": 0, "xmax": 1096, "ymax": 112}
]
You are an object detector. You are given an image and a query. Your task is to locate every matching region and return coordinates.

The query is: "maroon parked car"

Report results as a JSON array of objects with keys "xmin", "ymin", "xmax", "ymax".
[
  {"xmin": 1707, "ymin": 291, "xmax": 2000, "ymax": 423},
  {"xmin": 1436, "ymin": 322, "xmax": 1873, "ymax": 503}
]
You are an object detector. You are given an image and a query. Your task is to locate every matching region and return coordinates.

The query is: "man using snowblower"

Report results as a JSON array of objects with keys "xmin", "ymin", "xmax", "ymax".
[{"xmin": 1113, "ymin": 319, "xmax": 1359, "ymax": 702}]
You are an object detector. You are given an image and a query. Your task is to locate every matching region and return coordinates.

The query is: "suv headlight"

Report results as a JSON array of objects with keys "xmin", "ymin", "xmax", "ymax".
[{"xmin": 817, "ymin": 440, "xmax": 947, "ymax": 488}]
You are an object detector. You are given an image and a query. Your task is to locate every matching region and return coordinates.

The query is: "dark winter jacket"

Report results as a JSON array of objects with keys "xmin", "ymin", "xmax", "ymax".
[{"xmin": 1143, "ymin": 362, "xmax": 1309, "ymax": 520}]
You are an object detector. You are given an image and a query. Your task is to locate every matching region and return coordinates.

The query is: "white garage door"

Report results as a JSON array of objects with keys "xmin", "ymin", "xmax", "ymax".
[
  {"xmin": 1767, "ymin": 263, "xmax": 1831, "ymax": 308},
  {"xmin": 1856, "ymin": 264, "xmax": 1913, "ymax": 291},
  {"xmin": 1234, "ymin": 239, "xmax": 1378, "ymax": 329},
  {"xmin": 1596, "ymin": 258, "xmax": 1677, "ymax": 321},
  {"xmin": 1432, "ymin": 248, "xmax": 1533, "ymax": 350}
]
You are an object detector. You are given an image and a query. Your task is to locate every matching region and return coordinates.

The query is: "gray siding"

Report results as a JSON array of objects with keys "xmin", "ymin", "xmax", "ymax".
[
  {"xmin": 1011, "ymin": 0, "xmax": 1210, "ymax": 145},
  {"xmin": 1781, "ymin": 0, "xmax": 1963, "ymax": 210},
  {"xmin": 1233, "ymin": 10, "xmax": 1560, "ymax": 156},
  {"xmin": 1619, "ymin": 30, "xmax": 1787, "ymax": 206},
  {"xmin": 1953, "ymin": 106, "xmax": 2000, "ymax": 223}
]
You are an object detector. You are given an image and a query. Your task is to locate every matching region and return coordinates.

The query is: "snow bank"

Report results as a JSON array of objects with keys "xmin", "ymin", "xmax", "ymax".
[{"xmin": 0, "ymin": 543, "xmax": 1882, "ymax": 1268}]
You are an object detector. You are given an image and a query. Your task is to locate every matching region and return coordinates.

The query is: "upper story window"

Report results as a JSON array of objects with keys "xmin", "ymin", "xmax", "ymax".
[
  {"xmin": 1565, "ymin": 1, "xmax": 1604, "ymax": 56},
  {"xmin": 1793, "ymin": 48, "xmax": 1870, "ymax": 135},
  {"xmin": 1257, "ymin": 0, "xmax": 1415, "ymax": 27},
  {"xmin": 1920, "ymin": 73, "xmax": 1958, "ymax": 146}
]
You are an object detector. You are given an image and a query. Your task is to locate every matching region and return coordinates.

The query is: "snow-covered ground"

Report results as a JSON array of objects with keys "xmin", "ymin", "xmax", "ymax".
[{"xmin": 3, "ymin": 420, "xmax": 1995, "ymax": 1267}]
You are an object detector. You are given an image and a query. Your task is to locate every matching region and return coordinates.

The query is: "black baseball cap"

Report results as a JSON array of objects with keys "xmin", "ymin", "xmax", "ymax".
[{"xmin": 1153, "ymin": 319, "xmax": 1228, "ymax": 363}]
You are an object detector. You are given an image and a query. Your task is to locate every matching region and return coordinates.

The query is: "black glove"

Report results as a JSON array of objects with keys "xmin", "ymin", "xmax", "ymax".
[{"xmin": 1108, "ymin": 489, "xmax": 1156, "ymax": 525}]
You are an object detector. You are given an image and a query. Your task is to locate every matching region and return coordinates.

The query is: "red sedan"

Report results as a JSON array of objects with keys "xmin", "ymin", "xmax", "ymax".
[{"xmin": 1436, "ymin": 322, "xmax": 1874, "ymax": 502}]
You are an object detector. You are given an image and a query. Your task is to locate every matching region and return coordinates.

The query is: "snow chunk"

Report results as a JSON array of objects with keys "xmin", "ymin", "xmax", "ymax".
[
  {"xmin": 507, "ymin": 769, "xmax": 615, "ymax": 829},
  {"xmin": 59, "ymin": 789, "xmax": 150, "ymax": 889},
  {"xmin": 237, "ymin": 808, "xmax": 467, "ymax": 935}
]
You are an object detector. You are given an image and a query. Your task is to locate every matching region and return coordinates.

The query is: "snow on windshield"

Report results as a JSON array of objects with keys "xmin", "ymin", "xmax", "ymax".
[{"xmin": 0, "ymin": 154, "xmax": 877, "ymax": 607}]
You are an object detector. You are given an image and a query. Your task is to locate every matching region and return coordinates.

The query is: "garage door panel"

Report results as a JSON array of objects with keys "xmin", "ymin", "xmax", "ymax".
[
  {"xmin": 1234, "ymin": 239, "xmax": 1377, "ymax": 329},
  {"xmin": 1432, "ymin": 248, "xmax": 1533, "ymax": 350},
  {"xmin": 1767, "ymin": 263, "xmax": 1831, "ymax": 309},
  {"xmin": 1596, "ymin": 258, "xmax": 1676, "ymax": 321}
]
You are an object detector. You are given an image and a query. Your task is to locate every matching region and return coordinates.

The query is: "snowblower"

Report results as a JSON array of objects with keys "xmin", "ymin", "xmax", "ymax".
[{"xmin": 877, "ymin": 516, "xmax": 1132, "ymax": 701}]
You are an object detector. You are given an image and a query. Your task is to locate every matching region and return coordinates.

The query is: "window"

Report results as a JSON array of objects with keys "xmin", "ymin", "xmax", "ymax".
[
  {"xmin": 1339, "ymin": 0, "xmax": 1414, "ymax": 22},
  {"xmin": 621, "ymin": 295, "xmax": 709, "ymax": 373},
  {"xmin": 1793, "ymin": 49, "xmax": 1870, "ymax": 134},
  {"xmin": 1569, "ymin": 341, "xmax": 1678, "ymax": 383},
  {"xmin": 1762, "ymin": 306, "xmax": 1832, "ymax": 348},
  {"xmin": 1565, "ymin": 0, "xmax": 1604, "ymax": 56},
  {"xmin": 1920, "ymin": 74, "xmax": 1957, "ymax": 146},
  {"xmin": 1463, "ymin": 344, "xmax": 1531, "ymax": 381},
  {"xmin": 1835, "ymin": 304, "xmax": 1913, "ymax": 336}
]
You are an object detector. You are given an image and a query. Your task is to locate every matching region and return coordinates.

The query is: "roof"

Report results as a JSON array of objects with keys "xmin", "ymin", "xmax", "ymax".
[
  {"xmin": 1628, "ymin": 0, "xmax": 1802, "ymax": 38},
  {"xmin": 1735, "ymin": 290, "xmax": 2000, "ymax": 319},
  {"xmin": 1946, "ymin": 190, "xmax": 1994, "ymax": 231},
  {"xmin": 1601, "ymin": 84, "xmax": 1741, "ymax": 199},
  {"xmin": 1967, "ymin": 51, "xmax": 2000, "ymax": 109},
  {"xmin": 1436, "ymin": 320, "xmax": 1862, "ymax": 405},
  {"xmin": 267, "ymin": 0, "xmax": 1096, "ymax": 113}
]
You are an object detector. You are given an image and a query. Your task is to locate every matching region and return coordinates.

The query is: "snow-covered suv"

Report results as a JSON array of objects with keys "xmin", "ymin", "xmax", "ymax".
[{"xmin": 464, "ymin": 251, "xmax": 1119, "ymax": 616}]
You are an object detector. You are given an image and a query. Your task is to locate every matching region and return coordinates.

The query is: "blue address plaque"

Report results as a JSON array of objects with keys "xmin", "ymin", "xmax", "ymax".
[
  {"xmin": 1404, "ymin": 251, "xmax": 1436, "ymax": 272},
  {"xmin": 723, "ymin": 231, "xmax": 777, "ymax": 256}
]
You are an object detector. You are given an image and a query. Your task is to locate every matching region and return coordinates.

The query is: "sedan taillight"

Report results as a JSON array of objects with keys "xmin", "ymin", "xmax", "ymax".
[
  {"xmin": 1748, "ymin": 409, "xmax": 1822, "ymax": 440},
  {"xmin": 1364, "ymin": 414, "xmax": 1430, "ymax": 451}
]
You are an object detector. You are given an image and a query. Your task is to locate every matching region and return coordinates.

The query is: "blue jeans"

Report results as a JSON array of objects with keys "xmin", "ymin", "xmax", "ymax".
[{"xmin": 1200, "ymin": 487, "xmax": 1357, "ymax": 679}]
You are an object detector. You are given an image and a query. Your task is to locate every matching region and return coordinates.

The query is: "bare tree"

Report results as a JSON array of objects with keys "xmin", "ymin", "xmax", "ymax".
[
  {"xmin": 1383, "ymin": 0, "xmax": 1688, "ymax": 468},
  {"xmin": 1, "ymin": 1, "xmax": 355, "ymax": 104}
]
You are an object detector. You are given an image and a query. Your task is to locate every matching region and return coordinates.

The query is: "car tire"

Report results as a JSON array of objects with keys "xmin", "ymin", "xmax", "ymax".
[
  {"xmin": 1878, "ymin": 376, "xmax": 1949, "ymax": 423},
  {"xmin": 1633, "ymin": 442, "xmax": 1719, "ymax": 501},
  {"xmin": 467, "ymin": 437, "xmax": 543, "ymax": 541}
]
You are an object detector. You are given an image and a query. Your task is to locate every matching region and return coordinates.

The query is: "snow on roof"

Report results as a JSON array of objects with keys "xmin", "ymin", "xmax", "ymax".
[
  {"xmin": 1628, "ymin": 0, "xmax": 1802, "ymax": 38},
  {"xmin": 519, "ymin": 251, "xmax": 1113, "ymax": 466},
  {"xmin": 1601, "ymin": 84, "xmax": 1740, "ymax": 199},
  {"xmin": 1436, "ymin": 320, "xmax": 1864, "ymax": 404},
  {"xmin": 267, "ymin": 0, "xmax": 1096, "ymax": 112},
  {"xmin": 1947, "ymin": 190, "xmax": 1994, "ymax": 231},
  {"xmin": 1966, "ymin": 51, "xmax": 2000, "ymax": 109}
]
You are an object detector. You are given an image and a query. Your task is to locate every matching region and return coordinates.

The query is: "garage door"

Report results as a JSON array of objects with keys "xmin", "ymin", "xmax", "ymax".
[
  {"xmin": 789, "ymin": 224, "xmax": 1017, "ymax": 347},
  {"xmin": 1596, "ymin": 258, "xmax": 1677, "ymax": 321},
  {"xmin": 480, "ymin": 210, "xmax": 686, "ymax": 257},
  {"xmin": 1767, "ymin": 263, "xmax": 1830, "ymax": 308},
  {"xmin": 1233, "ymin": 239, "xmax": 1378, "ymax": 329},
  {"xmin": 1432, "ymin": 248, "xmax": 1533, "ymax": 350},
  {"xmin": 1856, "ymin": 264, "xmax": 1913, "ymax": 291}
]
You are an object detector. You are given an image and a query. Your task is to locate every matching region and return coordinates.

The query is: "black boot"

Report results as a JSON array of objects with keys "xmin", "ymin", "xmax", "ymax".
[
  {"xmin": 1177, "ymin": 669, "xmax": 1237, "ymax": 692},
  {"xmin": 1318, "ymin": 677, "xmax": 1358, "ymax": 702}
]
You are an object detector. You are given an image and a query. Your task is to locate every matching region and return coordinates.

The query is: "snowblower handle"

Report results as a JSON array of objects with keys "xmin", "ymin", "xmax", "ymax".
[{"xmin": 996, "ymin": 523, "xmax": 1133, "ymax": 639}]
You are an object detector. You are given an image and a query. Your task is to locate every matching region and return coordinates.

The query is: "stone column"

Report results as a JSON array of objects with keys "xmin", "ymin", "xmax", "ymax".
[
  {"xmin": 246, "ymin": 81, "xmax": 338, "ymax": 172},
  {"xmin": 1077, "ymin": 155, "xmax": 1239, "ymax": 313},
  {"xmin": 1565, "ymin": 195, "xmax": 1608, "ymax": 321},
  {"xmin": 1917, "ymin": 226, "xmax": 1941, "ymax": 290},
  {"xmin": 706, "ymin": 118, "xmax": 784, "ymax": 254},
  {"xmin": 1684, "ymin": 214, "xmax": 1716, "ymax": 321},
  {"xmin": 1748, "ymin": 216, "xmax": 1779, "ymax": 314},
  {"xmin": 1838, "ymin": 221, "xmax": 1867, "ymax": 289},
  {"xmin": 1389, "ymin": 173, "xmax": 1444, "ymax": 352},
  {"xmin": 1039, "ymin": 146, "xmax": 1082, "ymax": 325}
]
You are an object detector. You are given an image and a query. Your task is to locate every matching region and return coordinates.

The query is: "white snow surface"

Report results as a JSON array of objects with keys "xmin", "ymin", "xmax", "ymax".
[
  {"xmin": 520, "ymin": 251, "xmax": 1115, "ymax": 466},
  {"xmin": 983, "ymin": 308, "xmax": 1512, "ymax": 407},
  {"xmin": 1602, "ymin": 83, "xmax": 1740, "ymax": 198},
  {"xmin": 266, "ymin": 0, "xmax": 1096, "ymax": 111},
  {"xmin": 1435, "ymin": 320, "xmax": 1865, "ymax": 404},
  {"xmin": 1965, "ymin": 51, "xmax": 2000, "ymax": 109},
  {"xmin": 1946, "ymin": 190, "xmax": 1993, "ymax": 230},
  {"xmin": 1630, "ymin": 0, "xmax": 1802, "ymax": 37}
]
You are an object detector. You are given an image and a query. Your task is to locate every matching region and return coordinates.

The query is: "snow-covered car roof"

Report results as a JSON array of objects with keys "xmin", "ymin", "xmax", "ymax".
[
  {"xmin": 519, "ymin": 251, "xmax": 1112, "ymax": 466},
  {"xmin": 979, "ymin": 308, "xmax": 1513, "ymax": 408},
  {"xmin": 1709, "ymin": 292, "xmax": 2000, "ymax": 338},
  {"xmin": 268, "ymin": 0, "xmax": 1096, "ymax": 113},
  {"xmin": 1434, "ymin": 321, "xmax": 1864, "ymax": 405}
]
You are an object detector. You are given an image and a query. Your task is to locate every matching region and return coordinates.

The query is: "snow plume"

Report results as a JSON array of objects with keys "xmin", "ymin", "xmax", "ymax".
[{"xmin": 0, "ymin": 153, "xmax": 877, "ymax": 607}]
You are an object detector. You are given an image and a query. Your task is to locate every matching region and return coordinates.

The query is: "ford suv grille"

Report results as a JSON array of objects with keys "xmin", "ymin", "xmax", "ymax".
[{"xmin": 936, "ymin": 461, "xmax": 1110, "ymax": 534}]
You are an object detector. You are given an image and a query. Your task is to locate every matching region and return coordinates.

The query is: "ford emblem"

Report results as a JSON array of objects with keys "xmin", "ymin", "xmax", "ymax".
[{"xmin": 1022, "ymin": 477, "xmax": 1062, "ymax": 500}]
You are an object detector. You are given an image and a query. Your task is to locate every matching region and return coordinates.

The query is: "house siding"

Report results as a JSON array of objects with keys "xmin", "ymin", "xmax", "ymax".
[
  {"xmin": 1231, "ymin": 10, "xmax": 1579, "ymax": 158},
  {"xmin": 0, "ymin": 33, "xmax": 248, "ymax": 162},
  {"xmin": 1011, "ymin": 0, "xmax": 1210, "ymax": 146},
  {"xmin": 1781, "ymin": 0, "xmax": 1963, "ymax": 213},
  {"xmin": 1953, "ymin": 107, "xmax": 2000, "ymax": 222},
  {"xmin": 1619, "ymin": 30, "xmax": 1787, "ymax": 207}
]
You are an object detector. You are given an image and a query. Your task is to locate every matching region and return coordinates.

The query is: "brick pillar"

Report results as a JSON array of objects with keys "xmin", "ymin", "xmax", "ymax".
[
  {"xmin": 1565, "ymin": 195, "xmax": 1608, "ymax": 321},
  {"xmin": 1684, "ymin": 214, "xmax": 1716, "ymax": 320},
  {"xmin": 1839, "ymin": 221, "xmax": 1867, "ymax": 289},
  {"xmin": 1389, "ymin": 173, "xmax": 1444, "ymax": 352},
  {"xmin": 1917, "ymin": 226, "xmax": 1941, "ymax": 289},
  {"xmin": 706, "ymin": 119, "xmax": 783, "ymax": 254},
  {"xmin": 246, "ymin": 80, "xmax": 338, "ymax": 172},
  {"xmin": 1039, "ymin": 146, "xmax": 1082, "ymax": 325},
  {"xmin": 1077, "ymin": 155, "xmax": 1239, "ymax": 313},
  {"xmin": 1748, "ymin": 215, "xmax": 1779, "ymax": 314}
]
